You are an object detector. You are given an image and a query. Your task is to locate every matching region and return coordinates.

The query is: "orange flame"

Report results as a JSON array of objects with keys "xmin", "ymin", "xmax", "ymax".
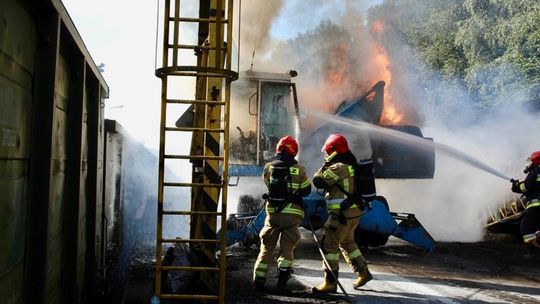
[
  {"xmin": 325, "ymin": 43, "xmax": 351, "ymax": 91},
  {"xmin": 372, "ymin": 21, "xmax": 404, "ymax": 125},
  {"xmin": 371, "ymin": 20, "xmax": 385, "ymax": 35}
]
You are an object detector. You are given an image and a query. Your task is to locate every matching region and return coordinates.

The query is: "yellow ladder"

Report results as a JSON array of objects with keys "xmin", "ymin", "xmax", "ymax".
[{"xmin": 154, "ymin": 0, "xmax": 237, "ymax": 302}]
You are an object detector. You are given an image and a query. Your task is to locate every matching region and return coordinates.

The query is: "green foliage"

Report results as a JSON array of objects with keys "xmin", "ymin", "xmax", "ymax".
[{"xmin": 368, "ymin": 0, "xmax": 540, "ymax": 118}]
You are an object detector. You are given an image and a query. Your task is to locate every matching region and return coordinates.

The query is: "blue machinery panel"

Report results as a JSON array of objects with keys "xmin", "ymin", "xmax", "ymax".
[{"xmin": 226, "ymin": 194, "xmax": 437, "ymax": 254}]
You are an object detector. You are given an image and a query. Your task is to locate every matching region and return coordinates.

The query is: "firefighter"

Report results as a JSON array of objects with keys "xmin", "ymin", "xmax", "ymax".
[
  {"xmin": 253, "ymin": 135, "xmax": 312, "ymax": 291},
  {"xmin": 312, "ymin": 134, "xmax": 372, "ymax": 293},
  {"xmin": 511, "ymin": 151, "xmax": 540, "ymax": 249}
]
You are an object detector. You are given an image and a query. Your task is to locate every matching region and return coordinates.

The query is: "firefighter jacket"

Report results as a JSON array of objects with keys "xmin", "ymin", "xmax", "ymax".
[
  {"xmin": 262, "ymin": 153, "xmax": 311, "ymax": 218},
  {"xmin": 313, "ymin": 154, "xmax": 362, "ymax": 217},
  {"xmin": 513, "ymin": 166, "xmax": 540, "ymax": 209}
]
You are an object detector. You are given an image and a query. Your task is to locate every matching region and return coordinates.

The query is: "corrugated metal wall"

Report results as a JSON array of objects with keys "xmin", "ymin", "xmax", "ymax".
[
  {"xmin": 0, "ymin": 0, "xmax": 109, "ymax": 303},
  {"xmin": 0, "ymin": 0, "xmax": 35, "ymax": 303}
]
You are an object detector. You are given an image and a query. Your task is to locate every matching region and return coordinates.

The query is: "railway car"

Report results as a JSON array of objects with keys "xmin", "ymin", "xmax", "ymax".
[{"xmin": 0, "ymin": 1, "xmax": 128, "ymax": 303}]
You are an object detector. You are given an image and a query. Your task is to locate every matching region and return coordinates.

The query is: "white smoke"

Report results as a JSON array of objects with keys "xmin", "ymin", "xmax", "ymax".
[{"xmin": 240, "ymin": 0, "xmax": 539, "ymax": 242}]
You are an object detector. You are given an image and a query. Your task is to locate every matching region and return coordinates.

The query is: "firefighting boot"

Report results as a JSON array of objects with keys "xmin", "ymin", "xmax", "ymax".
[
  {"xmin": 277, "ymin": 267, "xmax": 292, "ymax": 289},
  {"xmin": 353, "ymin": 264, "xmax": 373, "ymax": 289},
  {"xmin": 253, "ymin": 277, "xmax": 266, "ymax": 292},
  {"xmin": 312, "ymin": 269, "xmax": 338, "ymax": 293}
]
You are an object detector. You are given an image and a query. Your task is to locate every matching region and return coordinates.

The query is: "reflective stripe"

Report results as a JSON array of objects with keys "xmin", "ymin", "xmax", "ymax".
[
  {"xmin": 327, "ymin": 198, "xmax": 343, "ymax": 208},
  {"xmin": 277, "ymin": 257, "xmax": 292, "ymax": 268},
  {"xmin": 348, "ymin": 165, "xmax": 355, "ymax": 176},
  {"xmin": 255, "ymin": 262, "xmax": 269, "ymax": 278},
  {"xmin": 527, "ymin": 202, "xmax": 540, "ymax": 209},
  {"xmin": 301, "ymin": 179, "xmax": 311, "ymax": 188},
  {"xmin": 325, "ymin": 252, "xmax": 340, "ymax": 261},
  {"xmin": 290, "ymin": 167, "xmax": 300, "ymax": 175},
  {"xmin": 327, "ymin": 204, "xmax": 341, "ymax": 210},
  {"xmin": 348, "ymin": 249, "xmax": 362, "ymax": 260},
  {"xmin": 323, "ymin": 169, "xmax": 340, "ymax": 180},
  {"xmin": 281, "ymin": 207, "xmax": 304, "ymax": 217},
  {"xmin": 327, "ymin": 204, "xmax": 358, "ymax": 211},
  {"xmin": 362, "ymin": 193, "xmax": 376, "ymax": 199},
  {"xmin": 343, "ymin": 179, "xmax": 349, "ymax": 193},
  {"xmin": 291, "ymin": 182, "xmax": 301, "ymax": 190},
  {"xmin": 325, "ymin": 151, "xmax": 337, "ymax": 162},
  {"xmin": 520, "ymin": 183, "xmax": 527, "ymax": 192},
  {"xmin": 267, "ymin": 203, "xmax": 304, "ymax": 217},
  {"xmin": 326, "ymin": 198, "xmax": 357, "ymax": 210},
  {"xmin": 257, "ymin": 262, "xmax": 268, "ymax": 269},
  {"xmin": 537, "ymin": 174, "xmax": 540, "ymax": 182},
  {"xmin": 524, "ymin": 233, "xmax": 537, "ymax": 243}
]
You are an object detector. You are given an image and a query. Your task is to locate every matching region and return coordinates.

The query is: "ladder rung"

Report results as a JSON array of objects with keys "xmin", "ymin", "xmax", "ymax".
[
  {"xmin": 161, "ymin": 238, "xmax": 220, "ymax": 244},
  {"xmin": 163, "ymin": 182, "xmax": 223, "ymax": 188},
  {"xmin": 160, "ymin": 265, "xmax": 220, "ymax": 272},
  {"xmin": 164, "ymin": 154, "xmax": 224, "ymax": 160},
  {"xmin": 171, "ymin": 17, "xmax": 229, "ymax": 24},
  {"xmin": 166, "ymin": 99, "xmax": 226, "ymax": 105},
  {"xmin": 163, "ymin": 210, "xmax": 224, "ymax": 216},
  {"xmin": 165, "ymin": 127, "xmax": 225, "ymax": 133},
  {"xmin": 160, "ymin": 294, "xmax": 220, "ymax": 300},
  {"xmin": 169, "ymin": 44, "xmax": 227, "ymax": 51},
  {"xmin": 155, "ymin": 66, "xmax": 238, "ymax": 80},
  {"xmin": 165, "ymin": 71, "xmax": 230, "ymax": 78}
]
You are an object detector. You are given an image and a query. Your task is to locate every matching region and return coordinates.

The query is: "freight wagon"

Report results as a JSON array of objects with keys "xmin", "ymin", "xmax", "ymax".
[{"xmin": 0, "ymin": 1, "xmax": 149, "ymax": 303}]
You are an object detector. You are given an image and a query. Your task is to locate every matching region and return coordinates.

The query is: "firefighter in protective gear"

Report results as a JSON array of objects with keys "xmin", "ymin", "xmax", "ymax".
[
  {"xmin": 511, "ymin": 151, "xmax": 540, "ymax": 249},
  {"xmin": 253, "ymin": 135, "xmax": 311, "ymax": 291},
  {"xmin": 312, "ymin": 134, "xmax": 372, "ymax": 293}
]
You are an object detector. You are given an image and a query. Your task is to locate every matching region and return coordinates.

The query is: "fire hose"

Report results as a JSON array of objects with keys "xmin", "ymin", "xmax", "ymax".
[{"xmin": 305, "ymin": 215, "xmax": 354, "ymax": 304}]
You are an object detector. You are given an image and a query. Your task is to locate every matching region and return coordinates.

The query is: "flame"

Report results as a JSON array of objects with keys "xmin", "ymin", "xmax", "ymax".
[
  {"xmin": 317, "ymin": 20, "xmax": 405, "ymax": 125},
  {"xmin": 371, "ymin": 20, "xmax": 385, "ymax": 35},
  {"xmin": 327, "ymin": 70, "xmax": 346, "ymax": 89},
  {"xmin": 325, "ymin": 43, "xmax": 351, "ymax": 91},
  {"xmin": 371, "ymin": 21, "xmax": 404, "ymax": 125}
]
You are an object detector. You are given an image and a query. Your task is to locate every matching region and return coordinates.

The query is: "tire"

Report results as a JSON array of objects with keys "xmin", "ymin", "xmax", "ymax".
[
  {"xmin": 354, "ymin": 196, "xmax": 390, "ymax": 248},
  {"xmin": 237, "ymin": 194, "xmax": 263, "ymax": 214}
]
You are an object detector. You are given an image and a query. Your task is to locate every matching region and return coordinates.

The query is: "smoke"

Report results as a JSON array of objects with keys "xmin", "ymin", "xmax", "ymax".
[
  {"xmin": 239, "ymin": 1, "xmax": 389, "ymax": 115},
  {"xmin": 238, "ymin": 0, "xmax": 284, "ymax": 70},
  {"xmin": 239, "ymin": 0, "xmax": 539, "ymax": 242},
  {"xmin": 360, "ymin": 5, "xmax": 540, "ymax": 242}
]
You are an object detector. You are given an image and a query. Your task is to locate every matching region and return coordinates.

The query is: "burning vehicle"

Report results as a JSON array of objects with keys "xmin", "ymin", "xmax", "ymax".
[{"xmin": 225, "ymin": 70, "xmax": 436, "ymax": 252}]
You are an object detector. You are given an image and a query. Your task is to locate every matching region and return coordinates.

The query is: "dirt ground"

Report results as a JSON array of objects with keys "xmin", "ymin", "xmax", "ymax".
[{"xmin": 123, "ymin": 232, "xmax": 540, "ymax": 304}]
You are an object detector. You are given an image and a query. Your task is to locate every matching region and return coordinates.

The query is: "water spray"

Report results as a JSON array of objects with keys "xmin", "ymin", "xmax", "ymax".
[{"xmin": 310, "ymin": 112, "xmax": 512, "ymax": 181}]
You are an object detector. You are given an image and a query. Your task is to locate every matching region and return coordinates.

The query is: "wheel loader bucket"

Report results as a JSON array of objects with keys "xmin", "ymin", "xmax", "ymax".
[
  {"xmin": 391, "ymin": 212, "xmax": 437, "ymax": 254},
  {"xmin": 358, "ymin": 199, "xmax": 437, "ymax": 253}
]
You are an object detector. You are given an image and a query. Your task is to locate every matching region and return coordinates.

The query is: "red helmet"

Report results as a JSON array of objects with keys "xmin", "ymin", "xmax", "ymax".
[
  {"xmin": 322, "ymin": 134, "xmax": 350, "ymax": 155},
  {"xmin": 276, "ymin": 135, "xmax": 298, "ymax": 156},
  {"xmin": 529, "ymin": 151, "xmax": 540, "ymax": 166}
]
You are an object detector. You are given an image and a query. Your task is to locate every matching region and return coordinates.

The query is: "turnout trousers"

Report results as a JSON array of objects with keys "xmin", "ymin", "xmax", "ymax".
[
  {"xmin": 521, "ymin": 205, "xmax": 540, "ymax": 245},
  {"xmin": 321, "ymin": 209, "xmax": 366, "ymax": 272},
  {"xmin": 253, "ymin": 211, "xmax": 301, "ymax": 281}
]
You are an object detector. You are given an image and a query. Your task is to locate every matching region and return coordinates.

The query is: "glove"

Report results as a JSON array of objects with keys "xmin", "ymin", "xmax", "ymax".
[
  {"xmin": 511, "ymin": 179, "xmax": 520, "ymax": 192},
  {"xmin": 319, "ymin": 161, "xmax": 330, "ymax": 172}
]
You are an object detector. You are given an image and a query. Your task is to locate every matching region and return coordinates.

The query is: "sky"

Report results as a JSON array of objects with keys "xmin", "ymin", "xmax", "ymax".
[{"xmin": 62, "ymin": 0, "xmax": 163, "ymax": 149}]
